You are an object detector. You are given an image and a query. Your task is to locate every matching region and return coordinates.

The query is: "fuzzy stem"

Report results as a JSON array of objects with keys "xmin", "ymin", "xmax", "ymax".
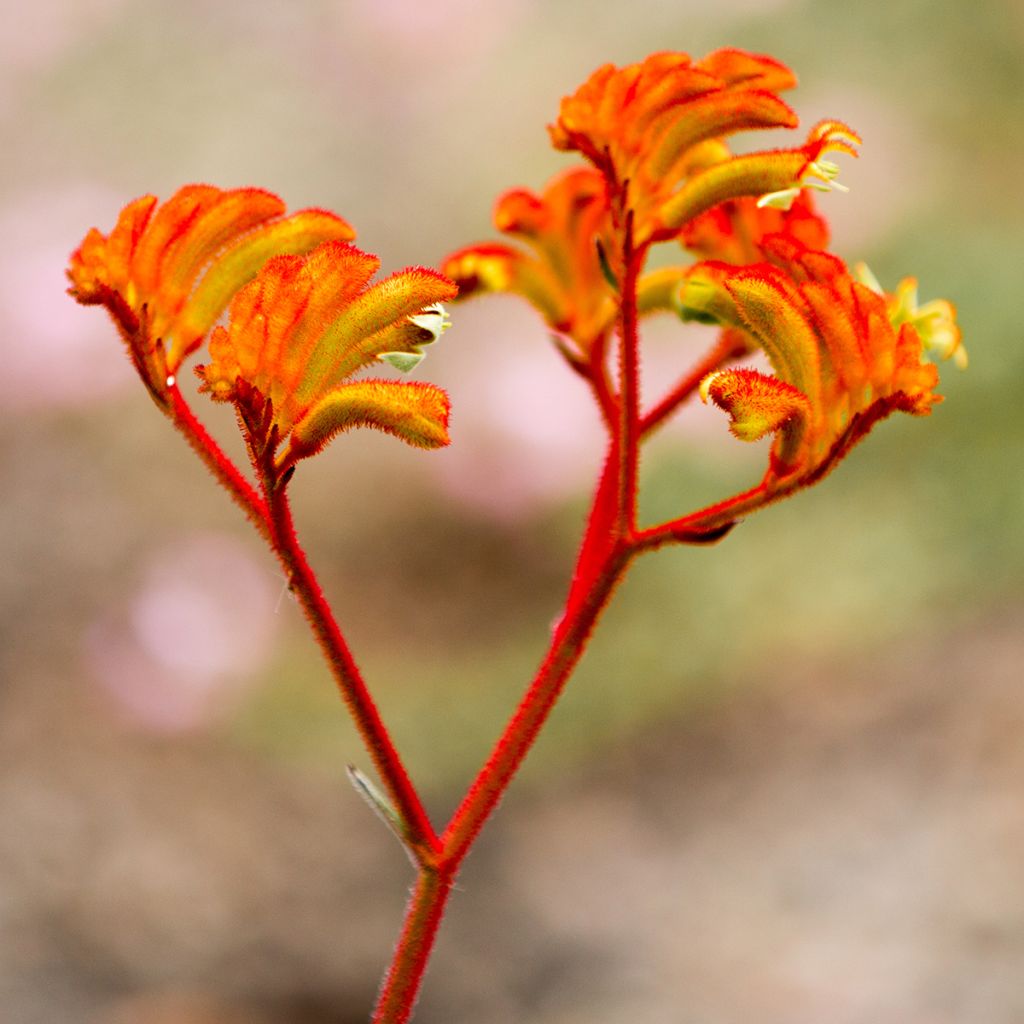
[
  {"xmin": 368, "ymin": 237, "xmax": 647, "ymax": 1018},
  {"xmin": 266, "ymin": 484, "xmax": 441, "ymax": 862},
  {"xmin": 616, "ymin": 216, "xmax": 642, "ymax": 535},
  {"xmin": 588, "ymin": 330, "xmax": 618, "ymax": 432},
  {"xmin": 440, "ymin": 539, "xmax": 632, "ymax": 866},
  {"xmin": 634, "ymin": 481, "xmax": 768, "ymax": 552},
  {"xmin": 372, "ymin": 867, "xmax": 455, "ymax": 1024},
  {"xmin": 367, "ymin": 539, "xmax": 631, "ymax": 1021}
]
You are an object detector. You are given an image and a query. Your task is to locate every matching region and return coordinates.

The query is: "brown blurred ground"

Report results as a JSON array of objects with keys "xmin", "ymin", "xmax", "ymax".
[{"xmin": 2, "ymin": 606, "xmax": 1021, "ymax": 1024}]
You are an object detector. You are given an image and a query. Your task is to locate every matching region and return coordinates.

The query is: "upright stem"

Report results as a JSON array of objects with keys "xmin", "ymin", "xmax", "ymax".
[
  {"xmin": 266, "ymin": 483, "xmax": 441, "ymax": 861},
  {"xmin": 616, "ymin": 217, "xmax": 641, "ymax": 536},
  {"xmin": 369, "ymin": 541, "xmax": 633, "ymax": 1024},
  {"xmin": 441, "ymin": 540, "xmax": 633, "ymax": 866},
  {"xmin": 369, "ymin": 220, "xmax": 654, "ymax": 1020},
  {"xmin": 372, "ymin": 866, "xmax": 455, "ymax": 1024}
]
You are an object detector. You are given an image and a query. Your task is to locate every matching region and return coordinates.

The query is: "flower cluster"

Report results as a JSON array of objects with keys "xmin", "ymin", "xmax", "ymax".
[
  {"xmin": 683, "ymin": 235, "xmax": 961, "ymax": 495},
  {"xmin": 443, "ymin": 46, "xmax": 961, "ymax": 519},
  {"xmin": 69, "ymin": 185, "xmax": 457, "ymax": 480},
  {"xmin": 198, "ymin": 240, "xmax": 456, "ymax": 473},
  {"xmin": 68, "ymin": 185, "xmax": 354, "ymax": 405}
]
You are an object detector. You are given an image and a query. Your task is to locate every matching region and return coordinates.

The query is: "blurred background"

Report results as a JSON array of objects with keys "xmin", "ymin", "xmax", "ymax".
[{"xmin": 2, "ymin": 0, "xmax": 1022, "ymax": 1021}]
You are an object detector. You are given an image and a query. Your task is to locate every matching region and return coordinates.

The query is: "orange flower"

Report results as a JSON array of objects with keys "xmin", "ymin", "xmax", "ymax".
[
  {"xmin": 680, "ymin": 190, "xmax": 829, "ymax": 265},
  {"xmin": 678, "ymin": 235, "xmax": 963, "ymax": 496},
  {"xmin": 634, "ymin": 190, "xmax": 831, "ymax": 329},
  {"xmin": 441, "ymin": 166, "xmax": 616, "ymax": 359},
  {"xmin": 68, "ymin": 184, "xmax": 354, "ymax": 404},
  {"xmin": 548, "ymin": 48, "xmax": 859, "ymax": 245},
  {"xmin": 550, "ymin": 49, "xmax": 796, "ymax": 233},
  {"xmin": 198, "ymin": 240, "xmax": 458, "ymax": 474}
]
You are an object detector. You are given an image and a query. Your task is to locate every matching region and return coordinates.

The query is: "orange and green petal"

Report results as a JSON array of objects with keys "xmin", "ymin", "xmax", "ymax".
[
  {"xmin": 659, "ymin": 120, "xmax": 860, "ymax": 237},
  {"xmin": 175, "ymin": 207, "xmax": 356, "ymax": 366},
  {"xmin": 67, "ymin": 185, "xmax": 356, "ymax": 406},
  {"xmin": 674, "ymin": 238, "xmax": 957, "ymax": 492},
  {"xmin": 281, "ymin": 379, "xmax": 451, "ymax": 470},
  {"xmin": 199, "ymin": 239, "xmax": 457, "ymax": 463}
]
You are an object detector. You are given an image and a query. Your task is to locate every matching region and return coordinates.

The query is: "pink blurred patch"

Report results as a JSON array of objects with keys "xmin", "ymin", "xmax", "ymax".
[
  {"xmin": 351, "ymin": 0, "xmax": 527, "ymax": 55},
  {"xmin": 432, "ymin": 302, "xmax": 605, "ymax": 519},
  {"xmin": 84, "ymin": 533, "xmax": 280, "ymax": 732},
  {"xmin": 432, "ymin": 303, "xmax": 761, "ymax": 519},
  {"xmin": 1, "ymin": 185, "xmax": 138, "ymax": 412}
]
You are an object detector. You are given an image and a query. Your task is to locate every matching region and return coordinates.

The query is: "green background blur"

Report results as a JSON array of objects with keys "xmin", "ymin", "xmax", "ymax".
[{"xmin": 2, "ymin": 1, "xmax": 1022, "ymax": 1022}]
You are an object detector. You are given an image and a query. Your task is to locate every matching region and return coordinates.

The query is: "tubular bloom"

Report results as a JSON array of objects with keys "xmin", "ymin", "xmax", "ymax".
[
  {"xmin": 442, "ymin": 167, "xmax": 617, "ymax": 359},
  {"xmin": 680, "ymin": 190, "xmax": 829, "ymax": 265},
  {"xmin": 67, "ymin": 185, "xmax": 354, "ymax": 405},
  {"xmin": 548, "ymin": 48, "xmax": 859, "ymax": 243},
  {"xmin": 683, "ymin": 235, "xmax": 963, "ymax": 497},
  {"xmin": 198, "ymin": 240, "xmax": 457, "ymax": 474},
  {"xmin": 445, "ymin": 45, "xmax": 961, "ymax": 528}
]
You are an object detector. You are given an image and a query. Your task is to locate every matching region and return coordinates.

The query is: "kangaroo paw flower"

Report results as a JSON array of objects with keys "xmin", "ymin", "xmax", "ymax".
[
  {"xmin": 689, "ymin": 236, "xmax": 962, "ymax": 500},
  {"xmin": 442, "ymin": 166, "xmax": 617, "ymax": 361},
  {"xmin": 68, "ymin": 185, "xmax": 354, "ymax": 406},
  {"xmin": 549, "ymin": 48, "xmax": 801, "ymax": 243},
  {"xmin": 197, "ymin": 240, "xmax": 457, "ymax": 478}
]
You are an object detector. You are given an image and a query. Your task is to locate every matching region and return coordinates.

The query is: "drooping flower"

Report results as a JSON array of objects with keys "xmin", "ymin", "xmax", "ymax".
[
  {"xmin": 441, "ymin": 166, "xmax": 617, "ymax": 359},
  {"xmin": 198, "ymin": 240, "xmax": 457, "ymax": 475},
  {"xmin": 68, "ymin": 185, "xmax": 354, "ymax": 404},
  {"xmin": 678, "ymin": 235, "xmax": 963, "ymax": 497}
]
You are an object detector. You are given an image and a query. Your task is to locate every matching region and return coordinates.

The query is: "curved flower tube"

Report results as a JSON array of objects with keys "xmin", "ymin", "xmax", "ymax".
[
  {"xmin": 441, "ymin": 166, "xmax": 617, "ymax": 361},
  {"xmin": 636, "ymin": 189, "xmax": 831, "ymax": 326},
  {"xmin": 656, "ymin": 118, "xmax": 860, "ymax": 240},
  {"xmin": 68, "ymin": 185, "xmax": 355, "ymax": 406},
  {"xmin": 549, "ymin": 48, "xmax": 801, "ymax": 242},
  {"xmin": 680, "ymin": 189, "xmax": 829, "ymax": 265},
  {"xmin": 198, "ymin": 240, "xmax": 457, "ymax": 477},
  {"xmin": 678, "ymin": 235, "xmax": 962, "ymax": 497}
]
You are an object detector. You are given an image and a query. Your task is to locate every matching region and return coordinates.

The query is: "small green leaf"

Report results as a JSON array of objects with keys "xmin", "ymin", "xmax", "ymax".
[
  {"xmin": 347, "ymin": 765, "xmax": 417, "ymax": 864},
  {"xmin": 595, "ymin": 239, "xmax": 620, "ymax": 293},
  {"xmin": 379, "ymin": 350, "xmax": 426, "ymax": 372}
]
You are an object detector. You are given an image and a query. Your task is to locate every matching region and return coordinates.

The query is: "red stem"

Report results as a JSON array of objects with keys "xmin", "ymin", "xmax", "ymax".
[
  {"xmin": 634, "ymin": 480, "xmax": 769, "ymax": 552},
  {"xmin": 372, "ymin": 867, "xmax": 455, "ymax": 1024},
  {"xmin": 587, "ymin": 330, "xmax": 618, "ymax": 432},
  {"xmin": 616, "ymin": 216, "xmax": 641, "ymax": 535},
  {"xmin": 265, "ymin": 484, "xmax": 441, "ymax": 862},
  {"xmin": 370, "ymin": 225, "xmax": 650, "ymax": 1021},
  {"xmin": 441, "ymin": 539, "xmax": 632, "ymax": 866}
]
